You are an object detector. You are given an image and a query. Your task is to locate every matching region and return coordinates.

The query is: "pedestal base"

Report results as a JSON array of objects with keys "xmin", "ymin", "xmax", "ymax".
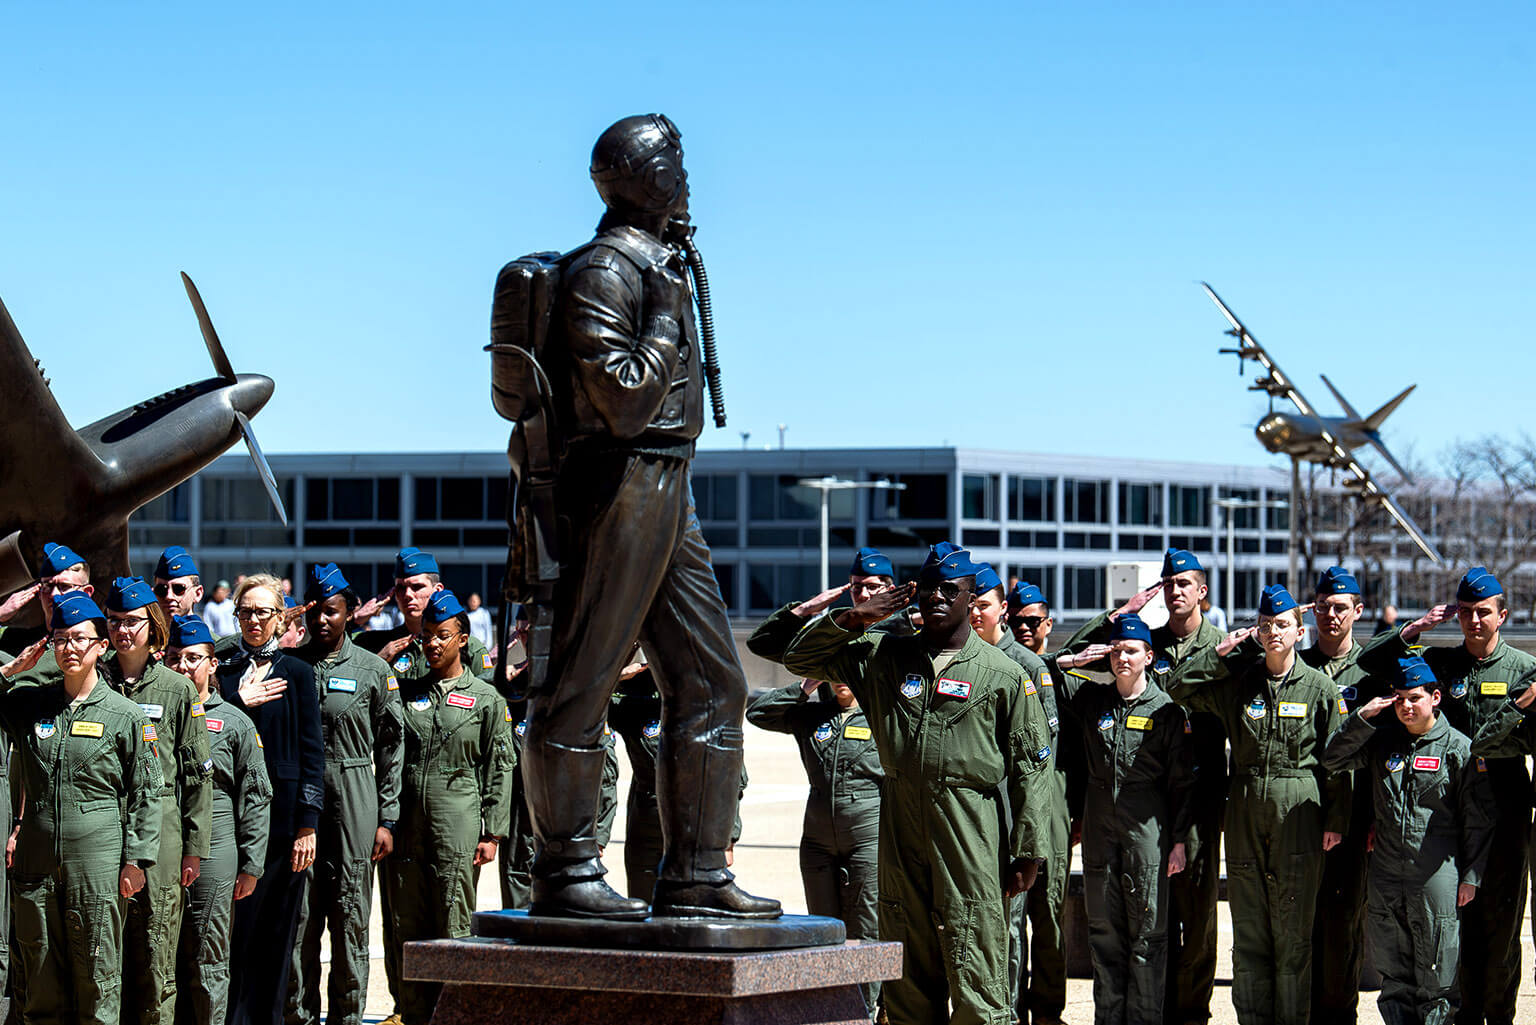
[
  {"xmin": 404, "ymin": 937, "xmax": 902, "ymax": 1025},
  {"xmin": 473, "ymin": 910, "xmax": 846, "ymax": 951}
]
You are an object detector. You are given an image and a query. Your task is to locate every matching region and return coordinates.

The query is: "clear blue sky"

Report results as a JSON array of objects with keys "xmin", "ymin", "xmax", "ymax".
[{"xmin": 2, "ymin": 2, "xmax": 1530, "ymax": 472}]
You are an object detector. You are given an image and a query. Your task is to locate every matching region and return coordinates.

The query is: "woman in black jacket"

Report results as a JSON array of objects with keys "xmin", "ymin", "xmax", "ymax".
[{"xmin": 217, "ymin": 573, "xmax": 324, "ymax": 1025}]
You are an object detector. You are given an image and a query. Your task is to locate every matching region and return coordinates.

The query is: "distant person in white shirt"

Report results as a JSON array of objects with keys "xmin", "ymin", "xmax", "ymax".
[
  {"xmin": 202, "ymin": 580, "xmax": 237, "ymax": 637},
  {"xmin": 466, "ymin": 592, "xmax": 496, "ymax": 661},
  {"xmin": 1201, "ymin": 595, "xmax": 1228, "ymax": 632}
]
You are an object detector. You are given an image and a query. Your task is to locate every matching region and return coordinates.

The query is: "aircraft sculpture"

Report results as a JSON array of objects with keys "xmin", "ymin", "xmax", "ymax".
[
  {"xmin": 0, "ymin": 273, "xmax": 285, "ymax": 610},
  {"xmin": 1201, "ymin": 282, "xmax": 1442, "ymax": 566}
]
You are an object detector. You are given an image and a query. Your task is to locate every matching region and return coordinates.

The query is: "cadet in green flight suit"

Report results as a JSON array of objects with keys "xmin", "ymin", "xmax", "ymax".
[
  {"xmin": 0, "ymin": 592, "xmax": 163, "ymax": 1025},
  {"xmin": 382, "ymin": 590, "xmax": 513, "ymax": 1025},
  {"xmin": 1059, "ymin": 613, "xmax": 1194, "ymax": 1025},
  {"xmin": 747, "ymin": 546, "xmax": 912, "ymax": 667},
  {"xmin": 356, "ymin": 548, "xmax": 495, "ymax": 684},
  {"xmin": 1168, "ymin": 583, "xmax": 1349, "ymax": 1025},
  {"xmin": 747, "ymin": 672, "xmax": 883, "ymax": 1017},
  {"xmin": 1305, "ymin": 567, "xmax": 1386, "ymax": 1025},
  {"xmin": 973, "ymin": 571, "xmax": 1070, "ymax": 1025},
  {"xmin": 288, "ymin": 564, "xmax": 404, "ymax": 1025},
  {"xmin": 166, "ymin": 616, "xmax": 272, "ymax": 1025},
  {"xmin": 1325, "ymin": 655, "xmax": 1493, "ymax": 1025},
  {"xmin": 100, "ymin": 577, "xmax": 214, "ymax": 1025},
  {"xmin": 1058, "ymin": 548, "xmax": 1228, "ymax": 1025},
  {"xmin": 1358, "ymin": 566, "xmax": 1536, "ymax": 1025},
  {"xmin": 783, "ymin": 544, "xmax": 1056, "ymax": 1025}
]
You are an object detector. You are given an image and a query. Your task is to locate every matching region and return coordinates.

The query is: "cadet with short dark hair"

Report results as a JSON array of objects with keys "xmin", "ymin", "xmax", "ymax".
[
  {"xmin": 783, "ymin": 544, "xmax": 1056, "ymax": 1025},
  {"xmin": 1359, "ymin": 566, "xmax": 1536, "ymax": 1025},
  {"xmin": 357, "ymin": 548, "xmax": 495, "ymax": 684},
  {"xmin": 1324, "ymin": 655, "xmax": 1492, "ymax": 1025},
  {"xmin": 1167, "ymin": 584, "xmax": 1348, "ymax": 1025}
]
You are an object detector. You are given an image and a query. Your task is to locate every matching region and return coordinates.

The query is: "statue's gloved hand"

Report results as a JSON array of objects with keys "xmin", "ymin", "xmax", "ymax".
[{"xmin": 642, "ymin": 262, "xmax": 687, "ymax": 325}]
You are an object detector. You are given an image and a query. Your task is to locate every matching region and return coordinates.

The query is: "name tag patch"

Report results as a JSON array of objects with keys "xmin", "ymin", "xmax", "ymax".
[
  {"xmin": 900, "ymin": 675, "xmax": 924, "ymax": 700},
  {"xmin": 1278, "ymin": 702, "xmax": 1307, "ymax": 718},
  {"xmin": 328, "ymin": 678, "xmax": 357, "ymax": 693},
  {"xmin": 1125, "ymin": 715, "xmax": 1152, "ymax": 731},
  {"xmin": 936, "ymin": 678, "xmax": 971, "ymax": 699},
  {"xmin": 206, "ymin": 718, "xmax": 224, "ymax": 733},
  {"xmin": 1413, "ymin": 756, "xmax": 1442, "ymax": 771},
  {"xmin": 445, "ymin": 693, "xmax": 476, "ymax": 709},
  {"xmin": 1481, "ymin": 681, "xmax": 1508, "ymax": 697},
  {"xmin": 71, "ymin": 721, "xmax": 104, "ymax": 738},
  {"xmin": 1246, "ymin": 699, "xmax": 1266, "ymax": 720},
  {"xmin": 139, "ymin": 703, "xmax": 164, "ymax": 720},
  {"xmin": 844, "ymin": 724, "xmax": 873, "ymax": 740}
]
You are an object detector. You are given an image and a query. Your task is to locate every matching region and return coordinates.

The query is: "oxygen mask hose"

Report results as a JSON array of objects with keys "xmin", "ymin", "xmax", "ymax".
[{"xmin": 683, "ymin": 232, "xmax": 727, "ymax": 429}]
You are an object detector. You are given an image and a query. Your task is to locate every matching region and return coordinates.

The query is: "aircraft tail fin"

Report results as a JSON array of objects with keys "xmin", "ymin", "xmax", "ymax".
[
  {"xmin": 1319, "ymin": 375, "xmax": 1361, "ymax": 420},
  {"xmin": 1362, "ymin": 384, "xmax": 1415, "ymax": 432},
  {"xmin": 1366, "ymin": 434, "xmax": 1415, "ymax": 485}
]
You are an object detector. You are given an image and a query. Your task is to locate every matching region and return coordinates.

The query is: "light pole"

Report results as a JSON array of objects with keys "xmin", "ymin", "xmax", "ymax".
[
  {"xmin": 796, "ymin": 477, "xmax": 906, "ymax": 590},
  {"xmin": 1213, "ymin": 496, "xmax": 1289, "ymax": 619}
]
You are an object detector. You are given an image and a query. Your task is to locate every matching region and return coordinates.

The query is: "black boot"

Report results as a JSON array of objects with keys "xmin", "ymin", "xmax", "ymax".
[
  {"xmin": 530, "ymin": 876, "xmax": 649, "ymax": 920},
  {"xmin": 651, "ymin": 879, "xmax": 783, "ymax": 920}
]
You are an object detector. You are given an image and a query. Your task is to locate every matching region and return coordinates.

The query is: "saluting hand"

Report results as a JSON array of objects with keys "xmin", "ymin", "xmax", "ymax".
[
  {"xmin": 284, "ymin": 601, "xmax": 316, "ymax": 627},
  {"xmin": 1216, "ymin": 626, "xmax": 1257, "ymax": 657},
  {"xmin": 1111, "ymin": 581, "xmax": 1163, "ymax": 621},
  {"xmin": 353, "ymin": 591, "xmax": 392, "ymax": 627},
  {"xmin": 1358, "ymin": 695, "xmax": 1395, "ymax": 720},
  {"xmin": 120, "ymin": 864, "xmax": 146, "ymax": 898},
  {"xmin": 1056, "ymin": 644, "xmax": 1112, "ymax": 670},
  {"xmin": 836, "ymin": 581, "xmax": 917, "ymax": 632},
  {"xmin": 1403, "ymin": 603, "xmax": 1456, "ymax": 642},
  {"xmin": 1, "ymin": 638, "xmax": 47, "ymax": 679},
  {"xmin": 0, "ymin": 583, "xmax": 41, "ymax": 624},
  {"xmin": 793, "ymin": 584, "xmax": 851, "ymax": 618},
  {"xmin": 379, "ymin": 636, "xmax": 414, "ymax": 665}
]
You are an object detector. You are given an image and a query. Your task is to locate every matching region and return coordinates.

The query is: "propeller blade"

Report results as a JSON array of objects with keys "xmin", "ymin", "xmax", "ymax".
[
  {"xmin": 235, "ymin": 410, "xmax": 288, "ymax": 525},
  {"xmin": 181, "ymin": 273, "xmax": 236, "ymax": 380}
]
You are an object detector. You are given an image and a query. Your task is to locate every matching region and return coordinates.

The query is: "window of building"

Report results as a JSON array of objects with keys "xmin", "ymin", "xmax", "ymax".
[
  {"xmin": 1267, "ymin": 496, "xmax": 1290, "ymax": 532},
  {"xmin": 1218, "ymin": 487, "xmax": 1260, "ymax": 529},
  {"xmin": 1169, "ymin": 485, "xmax": 1211, "ymax": 528},
  {"xmin": 1118, "ymin": 482, "xmax": 1163, "ymax": 526},
  {"xmin": 869, "ymin": 473, "xmax": 948, "ymax": 521},
  {"xmin": 961, "ymin": 528, "xmax": 1000, "ymax": 547},
  {"xmin": 962, "ymin": 474, "xmax": 999, "ymax": 520},
  {"xmin": 1063, "ymin": 566, "xmax": 1105, "ymax": 610},
  {"xmin": 749, "ymin": 475, "xmax": 847, "ymax": 522},
  {"xmin": 1062, "ymin": 479, "xmax": 1109, "ymax": 524},
  {"xmin": 1008, "ymin": 477, "xmax": 1056, "ymax": 522},
  {"xmin": 746, "ymin": 562, "xmax": 820, "ymax": 611},
  {"xmin": 692, "ymin": 474, "xmax": 739, "ymax": 521},
  {"xmin": 441, "ymin": 477, "xmax": 486, "ymax": 521},
  {"xmin": 202, "ymin": 477, "xmax": 294, "ymax": 524}
]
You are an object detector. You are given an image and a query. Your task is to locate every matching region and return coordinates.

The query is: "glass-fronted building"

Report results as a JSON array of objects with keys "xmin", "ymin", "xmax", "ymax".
[{"xmin": 127, "ymin": 447, "xmax": 1412, "ymax": 618}]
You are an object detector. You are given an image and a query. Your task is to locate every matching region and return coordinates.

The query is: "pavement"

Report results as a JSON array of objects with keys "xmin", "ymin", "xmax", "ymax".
[{"xmin": 337, "ymin": 713, "xmax": 1534, "ymax": 1024}]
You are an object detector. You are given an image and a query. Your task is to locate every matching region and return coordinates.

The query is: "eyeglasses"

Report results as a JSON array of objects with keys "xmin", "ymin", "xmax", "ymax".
[
  {"xmin": 43, "ymin": 578, "xmax": 81, "ymax": 594},
  {"xmin": 235, "ymin": 607, "xmax": 281, "ymax": 622},
  {"xmin": 1256, "ymin": 620, "xmax": 1294, "ymax": 635},
  {"xmin": 165, "ymin": 652, "xmax": 213, "ymax": 669},
  {"xmin": 153, "ymin": 581, "xmax": 191, "ymax": 597},
  {"xmin": 107, "ymin": 614, "xmax": 150, "ymax": 632},
  {"xmin": 918, "ymin": 580, "xmax": 967, "ymax": 600},
  {"xmin": 51, "ymin": 633, "xmax": 103, "ymax": 651},
  {"xmin": 1010, "ymin": 614, "xmax": 1048, "ymax": 630}
]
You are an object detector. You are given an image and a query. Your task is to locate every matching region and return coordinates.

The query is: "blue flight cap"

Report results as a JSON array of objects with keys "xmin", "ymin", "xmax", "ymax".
[
  {"xmin": 1162, "ymin": 548, "xmax": 1201, "ymax": 577},
  {"xmin": 50, "ymin": 591, "xmax": 104, "ymax": 631},
  {"xmin": 1457, "ymin": 567, "xmax": 1503, "ymax": 602},
  {"xmin": 105, "ymin": 576, "xmax": 156, "ymax": 613},
  {"xmin": 918, "ymin": 544, "xmax": 979, "ymax": 581},
  {"xmin": 849, "ymin": 546, "xmax": 894, "ymax": 579},
  {"xmin": 1007, "ymin": 581, "xmax": 1048, "ymax": 611},
  {"xmin": 395, "ymin": 547, "xmax": 440, "ymax": 578},
  {"xmin": 170, "ymin": 615, "xmax": 215, "ymax": 649},
  {"xmin": 1258, "ymin": 584, "xmax": 1299, "ymax": 617},
  {"xmin": 155, "ymin": 545, "xmax": 199, "ymax": 580},
  {"xmin": 42, "ymin": 541, "xmax": 86, "ymax": 575},
  {"xmin": 424, "ymin": 589, "xmax": 466, "ymax": 623},
  {"xmin": 283, "ymin": 595, "xmax": 299, "ymax": 609},
  {"xmin": 1315, "ymin": 566, "xmax": 1361, "ymax": 596},
  {"xmin": 1394, "ymin": 656, "xmax": 1438, "ymax": 690},
  {"xmin": 973, "ymin": 562, "xmax": 1003, "ymax": 597},
  {"xmin": 1108, "ymin": 613, "xmax": 1153, "ymax": 646},
  {"xmin": 306, "ymin": 562, "xmax": 350, "ymax": 602}
]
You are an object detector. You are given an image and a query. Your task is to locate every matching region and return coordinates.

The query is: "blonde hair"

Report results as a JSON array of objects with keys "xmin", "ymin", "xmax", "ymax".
[{"xmin": 234, "ymin": 573, "xmax": 284, "ymax": 610}]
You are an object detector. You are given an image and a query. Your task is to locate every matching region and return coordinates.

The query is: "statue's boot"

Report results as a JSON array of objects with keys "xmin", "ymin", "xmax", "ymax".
[
  {"xmin": 526, "ymin": 742, "xmax": 649, "ymax": 920},
  {"xmin": 651, "ymin": 723, "xmax": 782, "ymax": 920}
]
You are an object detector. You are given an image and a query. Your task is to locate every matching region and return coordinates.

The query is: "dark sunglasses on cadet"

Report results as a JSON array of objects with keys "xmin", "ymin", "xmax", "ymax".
[
  {"xmin": 1010, "ymin": 615, "xmax": 1048, "ymax": 630},
  {"xmin": 153, "ymin": 581, "xmax": 191, "ymax": 597}
]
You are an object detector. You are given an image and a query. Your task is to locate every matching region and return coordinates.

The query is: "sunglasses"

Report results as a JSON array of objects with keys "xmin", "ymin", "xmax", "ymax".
[
  {"xmin": 1010, "ymin": 614, "xmax": 1049, "ymax": 630},
  {"xmin": 153, "ymin": 581, "xmax": 191, "ymax": 597}
]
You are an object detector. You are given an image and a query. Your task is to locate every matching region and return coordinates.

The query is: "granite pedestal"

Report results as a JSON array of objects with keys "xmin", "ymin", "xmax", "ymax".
[{"xmin": 405, "ymin": 921, "xmax": 901, "ymax": 1025}]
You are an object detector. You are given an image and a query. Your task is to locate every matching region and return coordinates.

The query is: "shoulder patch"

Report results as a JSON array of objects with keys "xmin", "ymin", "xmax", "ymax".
[
  {"xmin": 1022, "ymin": 676, "xmax": 1038, "ymax": 696},
  {"xmin": 142, "ymin": 723, "xmax": 157, "ymax": 743},
  {"xmin": 504, "ymin": 708, "xmax": 513, "ymax": 722},
  {"xmin": 1037, "ymin": 671, "xmax": 1052, "ymax": 688},
  {"xmin": 1337, "ymin": 697, "xmax": 1348, "ymax": 715},
  {"xmin": 482, "ymin": 653, "xmax": 493, "ymax": 670},
  {"xmin": 190, "ymin": 702, "xmax": 205, "ymax": 717},
  {"xmin": 813, "ymin": 722, "xmax": 835, "ymax": 742},
  {"xmin": 387, "ymin": 676, "xmax": 399, "ymax": 691},
  {"xmin": 256, "ymin": 732, "xmax": 264, "ymax": 748}
]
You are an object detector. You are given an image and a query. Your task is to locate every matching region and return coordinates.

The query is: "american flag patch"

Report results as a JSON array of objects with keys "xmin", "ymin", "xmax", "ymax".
[{"xmin": 142, "ymin": 724, "xmax": 157, "ymax": 742}]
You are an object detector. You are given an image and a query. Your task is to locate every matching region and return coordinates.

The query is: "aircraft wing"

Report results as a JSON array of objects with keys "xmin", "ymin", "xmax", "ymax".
[
  {"xmin": 1200, "ymin": 282, "xmax": 1321, "ymax": 419},
  {"xmin": 0, "ymin": 294, "xmax": 107, "ymax": 494},
  {"xmin": 1323, "ymin": 434, "xmax": 1443, "ymax": 564}
]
